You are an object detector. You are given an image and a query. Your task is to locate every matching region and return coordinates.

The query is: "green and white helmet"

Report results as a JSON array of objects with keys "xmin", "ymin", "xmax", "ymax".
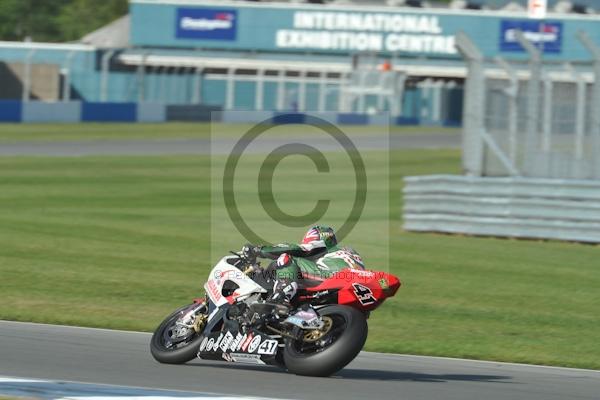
[{"xmin": 302, "ymin": 225, "xmax": 337, "ymax": 249}]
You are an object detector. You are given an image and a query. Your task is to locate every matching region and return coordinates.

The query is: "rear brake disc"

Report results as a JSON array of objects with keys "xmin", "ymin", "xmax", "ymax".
[{"xmin": 302, "ymin": 316, "xmax": 333, "ymax": 343}]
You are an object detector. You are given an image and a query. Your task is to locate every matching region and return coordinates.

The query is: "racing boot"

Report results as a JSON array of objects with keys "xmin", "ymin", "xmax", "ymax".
[
  {"xmin": 270, "ymin": 280, "xmax": 298, "ymax": 305},
  {"xmin": 266, "ymin": 280, "xmax": 298, "ymax": 316}
]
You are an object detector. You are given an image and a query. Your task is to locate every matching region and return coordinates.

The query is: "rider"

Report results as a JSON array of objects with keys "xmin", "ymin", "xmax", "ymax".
[{"xmin": 244, "ymin": 225, "xmax": 365, "ymax": 305}]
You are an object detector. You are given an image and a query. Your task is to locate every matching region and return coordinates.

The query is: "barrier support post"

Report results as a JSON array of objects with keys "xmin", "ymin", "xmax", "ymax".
[
  {"xmin": 514, "ymin": 30, "xmax": 542, "ymax": 174},
  {"xmin": 455, "ymin": 32, "xmax": 485, "ymax": 176},
  {"xmin": 494, "ymin": 56, "xmax": 520, "ymax": 163},
  {"xmin": 578, "ymin": 31, "xmax": 600, "ymax": 179}
]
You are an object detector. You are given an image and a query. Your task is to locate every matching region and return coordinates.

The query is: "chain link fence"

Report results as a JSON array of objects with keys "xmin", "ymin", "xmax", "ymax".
[
  {"xmin": 404, "ymin": 31, "xmax": 600, "ymax": 243},
  {"xmin": 458, "ymin": 31, "xmax": 600, "ymax": 180}
]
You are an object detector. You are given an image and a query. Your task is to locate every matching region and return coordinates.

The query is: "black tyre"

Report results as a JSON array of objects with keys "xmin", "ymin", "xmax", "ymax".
[
  {"xmin": 283, "ymin": 305, "xmax": 368, "ymax": 377},
  {"xmin": 150, "ymin": 303, "xmax": 206, "ymax": 364}
]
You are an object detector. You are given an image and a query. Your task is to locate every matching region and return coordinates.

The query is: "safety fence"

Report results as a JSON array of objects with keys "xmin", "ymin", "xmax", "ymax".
[
  {"xmin": 403, "ymin": 175, "xmax": 600, "ymax": 243},
  {"xmin": 458, "ymin": 31, "xmax": 600, "ymax": 180},
  {"xmin": 400, "ymin": 28, "xmax": 600, "ymax": 243}
]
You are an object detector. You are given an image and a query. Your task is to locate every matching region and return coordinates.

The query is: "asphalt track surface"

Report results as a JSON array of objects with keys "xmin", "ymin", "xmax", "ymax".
[
  {"xmin": 1, "ymin": 321, "xmax": 599, "ymax": 400},
  {"xmin": 0, "ymin": 133, "xmax": 459, "ymax": 156}
]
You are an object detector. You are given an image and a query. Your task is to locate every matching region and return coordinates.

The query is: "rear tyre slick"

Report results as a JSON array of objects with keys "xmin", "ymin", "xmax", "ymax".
[
  {"xmin": 150, "ymin": 304, "xmax": 205, "ymax": 364},
  {"xmin": 283, "ymin": 305, "xmax": 368, "ymax": 377}
]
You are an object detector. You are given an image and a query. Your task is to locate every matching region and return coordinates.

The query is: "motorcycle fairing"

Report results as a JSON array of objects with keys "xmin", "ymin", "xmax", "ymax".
[
  {"xmin": 197, "ymin": 328, "xmax": 280, "ymax": 365},
  {"xmin": 302, "ymin": 268, "xmax": 401, "ymax": 311},
  {"xmin": 204, "ymin": 256, "xmax": 267, "ymax": 307}
]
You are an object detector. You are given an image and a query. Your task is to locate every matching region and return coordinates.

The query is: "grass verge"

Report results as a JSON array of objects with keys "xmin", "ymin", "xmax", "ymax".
[{"xmin": 0, "ymin": 147, "xmax": 598, "ymax": 370}]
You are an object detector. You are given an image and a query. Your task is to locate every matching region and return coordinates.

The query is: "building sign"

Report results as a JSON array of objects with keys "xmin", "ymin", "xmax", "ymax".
[
  {"xmin": 131, "ymin": 1, "xmax": 599, "ymax": 60},
  {"xmin": 275, "ymin": 11, "xmax": 457, "ymax": 54},
  {"xmin": 176, "ymin": 8, "xmax": 237, "ymax": 40},
  {"xmin": 500, "ymin": 20, "xmax": 562, "ymax": 53}
]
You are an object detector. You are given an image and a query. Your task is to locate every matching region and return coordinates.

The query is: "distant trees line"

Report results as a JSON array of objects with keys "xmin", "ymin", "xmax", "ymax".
[{"xmin": 0, "ymin": 0, "xmax": 128, "ymax": 42}]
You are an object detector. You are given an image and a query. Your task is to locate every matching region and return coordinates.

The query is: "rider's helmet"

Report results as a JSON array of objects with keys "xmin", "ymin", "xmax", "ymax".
[{"xmin": 302, "ymin": 225, "xmax": 337, "ymax": 249}]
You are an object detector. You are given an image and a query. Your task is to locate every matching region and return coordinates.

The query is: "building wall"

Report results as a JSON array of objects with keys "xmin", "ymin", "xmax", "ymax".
[
  {"xmin": 2, "ymin": 1, "xmax": 598, "ymax": 122},
  {"xmin": 130, "ymin": 0, "xmax": 600, "ymax": 60}
]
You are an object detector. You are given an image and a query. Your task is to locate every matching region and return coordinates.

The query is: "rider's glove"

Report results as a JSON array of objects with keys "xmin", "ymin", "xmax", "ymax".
[
  {"xmin": 242, "ymin": 243, "xmax": 261, "ymax": 260},
  {"xmin": 276, "ymin": 253, "xmax": 291, "ymax": 267}
]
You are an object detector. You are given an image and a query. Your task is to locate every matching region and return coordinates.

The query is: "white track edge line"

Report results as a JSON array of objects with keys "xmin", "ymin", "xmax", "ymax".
[{"xmin": 0, "ymin": 375, "xmax": 278, "ymax": 400}]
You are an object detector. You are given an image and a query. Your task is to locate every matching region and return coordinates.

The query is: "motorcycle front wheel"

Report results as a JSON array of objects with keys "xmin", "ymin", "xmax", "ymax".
[
  {"xmin": 283, "ymin": 304, "xmax": 368, "ymax": 377},
  {"xmin": 150, "ymin": 303, "xmax": 207, "ymax": 364}
]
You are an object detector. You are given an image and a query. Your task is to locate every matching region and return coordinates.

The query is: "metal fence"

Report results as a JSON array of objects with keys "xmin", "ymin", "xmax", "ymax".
[
  {"xmin": 457, "ymin": 31, "xmax": 600, "ymax": 180},
  {"xmin": 403, "ymin": 174, "xmax": 600, "ymax": 243},
  {"xmin": 403, "ymin": 30, "xmax": 600, "ymax": 243}
]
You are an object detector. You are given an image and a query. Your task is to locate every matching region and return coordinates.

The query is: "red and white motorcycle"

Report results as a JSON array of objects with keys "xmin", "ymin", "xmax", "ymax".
[{"xmin": 150, "ymin": 248, "xmax": 400, "ymax": 376}]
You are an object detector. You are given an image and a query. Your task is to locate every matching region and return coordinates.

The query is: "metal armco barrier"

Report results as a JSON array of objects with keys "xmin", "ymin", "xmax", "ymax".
[{"xmin": 403, "ymin": 175, "xmax": 600, "ymax": 243}]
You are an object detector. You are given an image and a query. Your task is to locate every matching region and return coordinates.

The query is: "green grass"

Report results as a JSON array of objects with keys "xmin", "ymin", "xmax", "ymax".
[
  {"xmin": 0, "ymin": 124, "xmax": 598, "ymax": 370},
  {"xmin": 0, "ymin": 123, "xmax": 458, "ymax": 142}
]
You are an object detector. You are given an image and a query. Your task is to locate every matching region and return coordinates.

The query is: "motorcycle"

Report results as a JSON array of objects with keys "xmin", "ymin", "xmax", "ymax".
[{"xmin": 150, "ymin": 248, "xmax": 401, "ymax": 377}]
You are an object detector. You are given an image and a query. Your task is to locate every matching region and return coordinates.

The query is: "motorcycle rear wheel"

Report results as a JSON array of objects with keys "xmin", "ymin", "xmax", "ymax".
[
  {"xmin": 283, "ymin": 304, "xmax": 368, "ymax": 377},
  {"xmin": 150, "ymin": 303, "xmax": 206, "ymax": 364}
]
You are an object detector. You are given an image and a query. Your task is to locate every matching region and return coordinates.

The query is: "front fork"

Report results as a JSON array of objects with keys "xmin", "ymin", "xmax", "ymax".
[{"xmin": 176, "ymin": 300, "xmax": 208, "ymax": 333}]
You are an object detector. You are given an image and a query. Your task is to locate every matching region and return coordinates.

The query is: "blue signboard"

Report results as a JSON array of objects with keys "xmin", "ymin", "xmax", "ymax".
[
  {"xmin": 499, "ymin": 20, "xmax": 563, "ymax": 53},
  {"xmin": 175, "ymin": 8, "xmax": 237, "ymax": 41}
]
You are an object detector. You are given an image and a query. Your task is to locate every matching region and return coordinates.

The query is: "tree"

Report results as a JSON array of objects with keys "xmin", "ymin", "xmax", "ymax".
[
  {"xmin": 0, "ymin": 0, "xmax": 70, "ymax": 42},
  {"xmin": 0, "ymin": 0, "xmax": 128, "ymax": 42},
  {"xmin": 57, "ymin": 0, "xmax": 128, "ymax": 41}
]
